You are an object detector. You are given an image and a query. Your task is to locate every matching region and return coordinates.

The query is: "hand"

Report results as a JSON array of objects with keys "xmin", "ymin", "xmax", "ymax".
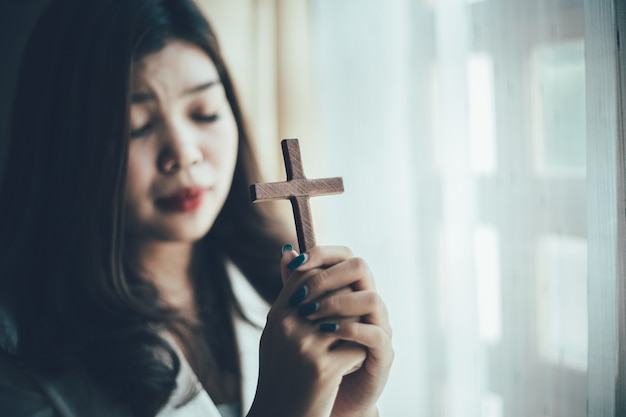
[
  {"xmin": 282, "ymin": 246, "xmax": 394, "ymax": 417},
  {"xmin": 249, "ymin": 246, "xmax": 369, "ymax": 417}
]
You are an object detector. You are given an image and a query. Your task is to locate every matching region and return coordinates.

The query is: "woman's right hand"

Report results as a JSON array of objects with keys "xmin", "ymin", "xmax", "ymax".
[
  {"xmin": 248, "ymin": 245, "xmax": 392, "ymax": 417},
  {"xmin": 248, "ymin": 246, "xmax": 367, "ymax": 417}
]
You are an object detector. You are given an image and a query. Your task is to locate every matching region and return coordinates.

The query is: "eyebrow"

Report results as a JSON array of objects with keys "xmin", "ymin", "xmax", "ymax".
[{"xmin": 131, "ymin": 80, "xmax": 221, "ymax": 103}]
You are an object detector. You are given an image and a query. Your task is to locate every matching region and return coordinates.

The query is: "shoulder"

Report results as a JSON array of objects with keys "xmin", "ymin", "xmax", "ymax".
[
  {"xmin": 0, "ymin": 308, "xmax": 58, "ymax": 416},
  {"xmin": 0, "ymin": 350, "xmax": 133, "ymax": 417},
  {"xmin": 0, "ymin": 352, "xmax": 59, "ymax": 417}
]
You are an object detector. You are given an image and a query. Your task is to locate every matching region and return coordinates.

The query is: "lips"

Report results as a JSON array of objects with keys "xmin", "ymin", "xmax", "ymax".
[{"xmin": 156, "ymin": 187, "xmax": 205, "ymax": 212}]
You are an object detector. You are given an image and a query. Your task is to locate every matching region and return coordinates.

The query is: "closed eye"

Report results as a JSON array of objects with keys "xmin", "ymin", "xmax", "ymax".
[
  {"xmin": 193, "ymin": 113, "xmax": 219, "ymax": 123},
  {"xmin": 130, "ymin": 122, "xmax": 154, "ymax": 139}
]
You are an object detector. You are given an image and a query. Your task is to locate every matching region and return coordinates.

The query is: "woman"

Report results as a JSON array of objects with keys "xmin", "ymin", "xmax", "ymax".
[{"xmin": 0, "ymin": 0, "xmax": 393, "ymax": 416}]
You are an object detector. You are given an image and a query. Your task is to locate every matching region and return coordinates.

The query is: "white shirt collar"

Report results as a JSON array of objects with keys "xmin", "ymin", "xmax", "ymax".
[{"xmin": 157, "ymin": 261, "xmax": 269, "ymax": 417}]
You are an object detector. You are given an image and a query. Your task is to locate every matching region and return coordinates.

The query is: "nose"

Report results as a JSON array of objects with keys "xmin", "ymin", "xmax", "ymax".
[{"xmin": 158, "ymin": 123, "xmax": 203, "ymax": 174}]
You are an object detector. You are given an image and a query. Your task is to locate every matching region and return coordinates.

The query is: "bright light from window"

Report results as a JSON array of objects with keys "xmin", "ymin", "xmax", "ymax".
[
  {"xmin": 536, "ymin": 234, "xmax": 588, "ymax": 370},
  {"xmin": 432, "ymin": 63, "xmax": 442, "ymax": 172},
  {"xmin": 474, "ymin": 224, "xmax": 501, "ymax": 344},
  {"xmin": 467, "ymin": 53, "xmax": 497, "ymax": 175},
  {"xmin": 532, "ymin": 40, "xmax": 586, "ymax": 177},
  {"xmin": 481, "ymin": 392, "xmax": 503, "ymax": 417}
]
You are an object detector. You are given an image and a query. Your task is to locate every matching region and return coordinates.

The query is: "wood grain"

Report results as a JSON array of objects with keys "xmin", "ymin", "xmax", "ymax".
[{"xmin": 250, "ymin": 139, "xmax": 344, "ymax": 252}]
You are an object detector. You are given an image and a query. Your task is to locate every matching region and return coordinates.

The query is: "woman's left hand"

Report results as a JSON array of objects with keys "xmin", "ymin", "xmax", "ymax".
[{"xmin": 282, "ymin": 246, "xmax": 394, "ymax": 417}]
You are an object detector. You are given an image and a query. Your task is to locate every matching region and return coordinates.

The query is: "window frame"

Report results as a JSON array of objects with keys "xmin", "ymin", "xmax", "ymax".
[{"xmin": 585, "ymin": 1, "xmax": 626, "ymax": 415}]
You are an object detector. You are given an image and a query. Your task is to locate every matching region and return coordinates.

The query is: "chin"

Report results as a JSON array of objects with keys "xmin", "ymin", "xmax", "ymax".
[
  {"xmin": 126, "ymin": 214, "xmax": 216, "ymax": 243},
  {"xmin": 160, "ymin": 217, "xmax": 216, "ymax": 242}
]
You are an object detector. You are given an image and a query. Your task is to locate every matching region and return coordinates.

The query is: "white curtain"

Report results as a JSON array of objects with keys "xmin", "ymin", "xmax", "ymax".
[
  {"xmin": 310, "ymin": 1, "xmax": 587, "ymax": 416},
  {"xmin": 199, "ymin": 0, "xmax": 592, "ymax": 416}
]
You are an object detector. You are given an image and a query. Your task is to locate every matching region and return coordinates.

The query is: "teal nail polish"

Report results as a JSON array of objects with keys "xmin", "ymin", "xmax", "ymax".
[
  {"xmin": 281, "ymin": 243, "xmax": 294, "ymax": 255},
  {"xmin": 320, "ymin": 323, "xmax": 339, "ymax": 333},
  {"xmin": 289, "ymin": 286, "xmax": 308, "ymax": 306},
  {"xmin": 287, "ymin": 253, "xmax": 308, "ymax": 270},
  {"xmin": 298, "ymin": 302, "xmax": 319, "ymax": 316}
]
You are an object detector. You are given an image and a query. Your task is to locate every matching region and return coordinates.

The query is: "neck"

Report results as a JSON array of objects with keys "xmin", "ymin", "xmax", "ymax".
[{"xmin": 132, "ymin": 240, "xmax": 196, "ymax": 313}]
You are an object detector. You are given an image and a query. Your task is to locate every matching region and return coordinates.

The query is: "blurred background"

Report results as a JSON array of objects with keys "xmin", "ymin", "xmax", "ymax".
[
  {"xmin": 197, "ymin": 1, "xmax": 589, "ymax": 416},
  {"xmin": 1, "ymin": 1, "xmax": 621, "ymax": 416}
]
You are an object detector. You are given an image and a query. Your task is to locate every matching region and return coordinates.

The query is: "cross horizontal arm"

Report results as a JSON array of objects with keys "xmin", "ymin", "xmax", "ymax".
[{"xmin": 250, "ymin": 177, "xmax": 344, "ymax": 202}]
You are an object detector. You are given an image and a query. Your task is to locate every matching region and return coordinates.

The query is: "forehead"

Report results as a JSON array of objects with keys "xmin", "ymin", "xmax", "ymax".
[{"xmin": 131, "ymin": 40, "xmax": 219, "ymax": 91}]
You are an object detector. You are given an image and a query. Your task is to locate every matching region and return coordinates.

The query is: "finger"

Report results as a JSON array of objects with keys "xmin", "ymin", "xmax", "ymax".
[
  {"xmin": 297, "ymin": 290, "xmax": 385, "ymax": 323},
  {"xmin": 326, "ymin": 341, "xmax": 367, "ymax": 376},
  {"xmin": 302, "ymin": 257, "xmax": 375, "ymax": 305},
  {"xmin": 280, "ymin": 243, "xmax": 299, "ymax": 285},
  {"xmin": 275, "ymin": 313, "xmax": 341, "ymax": 352},
  {"xmin": 263, "ymin": 311, "xmax": 347, "ymax": 357},
  {"xmin": 315, "ymin": 289, "xmax": 391, "ymax": 337},
  {"xmin": 278, "ymin": 247, "xmax": 378, "ymax": 314},
  {"xmin": 294, "ymin": 319, "xmax": 379, "ymax": 367},
  {"xmin": 277, "ymin": 245, "xmax": 352, "ymax": 308},
  {"xmin": 275, "ymin": 267, "xmax": 324, "ymax": 309},
  {"xmin": 286, "ymin": 246, "xmax": 354, "ymax": 272},
  {"xmin": 319, "ymin": 322, "xmax": 393, "ymax": 367},
  {"xmin": 279, "ymin": 245, "xmax": 322, "ymax": 290}
]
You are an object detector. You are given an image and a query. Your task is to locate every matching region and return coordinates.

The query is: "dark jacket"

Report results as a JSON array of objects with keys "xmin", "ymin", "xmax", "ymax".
[{"xmin": 0, "ymin": 352, "xmax": 131, "ymax": 417}]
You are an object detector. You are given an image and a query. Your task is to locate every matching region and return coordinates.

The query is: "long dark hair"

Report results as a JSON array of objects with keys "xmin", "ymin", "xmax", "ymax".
[{"xmin": 0, "ymin": 0, "xmax": 286, "ymax": 415}]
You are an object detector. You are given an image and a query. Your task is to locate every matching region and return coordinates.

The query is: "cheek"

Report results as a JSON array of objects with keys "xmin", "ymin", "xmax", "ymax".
[
  {"xmin": 225, "ymin": 124, "xmax": 239, "ymax": 170},
  {"xmin": 125, "ymin": 145, "xmax": 154, "ymax": 198},
  {"xmin": 210, "ymin": 116, "xmax": 239, "ymax": 173}
]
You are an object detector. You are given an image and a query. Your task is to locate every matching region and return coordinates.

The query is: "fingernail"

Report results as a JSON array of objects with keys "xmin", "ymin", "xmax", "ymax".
[
  {"xmin": 298, "ymin": 302, "xmax": 319, "ymax": 316},
  {"xmin": 289, "ymin": 286, "xmax": 308, "ymax": 306},
  {"xmin": 281, "ymin": 243, "xmax": 294, "ymax": 255},
  {"xmin": 287, "ymin": 253, "xmax": 308, "ymax": 270},
  {"xmin": 320, "ymin": 323, "xmax": 339, "ymax": 333}
]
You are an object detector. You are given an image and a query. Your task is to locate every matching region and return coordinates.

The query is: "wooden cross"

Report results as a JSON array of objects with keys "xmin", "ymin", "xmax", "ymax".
[{"xmin": 250, "ymin": 139, "xmax": 344, "ymax": 253}]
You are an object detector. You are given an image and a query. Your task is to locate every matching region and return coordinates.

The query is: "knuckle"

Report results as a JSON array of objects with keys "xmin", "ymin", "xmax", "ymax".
[
  {"xmin": 280, "ymin": 316, "xmax": 296, "ymax": 336},
  {"xmin": 341, "ymin": 245, "xmax": 355, "ymax": 258},
  {"xmin": 313, "ymin": 359, "xmax": 334, "ymax": 381},
  {"xmin": 296, "ymin": 334, "xmax": 312, "ymax": 354},
  {"xmin": 374, "ymin": 326, "xmax": 388, "ymax": 345},
  {"xmin": 342, "ymin": 322, "xmax": 359, "ymax": 339},
  {"xmin": 365, "ymin": 291, "xmax": 381, "ymax": 309},
  {"xmin": 323, "ymin": 294, "xmax": 339, "ymax": 313},
  {"xmin": 309, "ymin": 267, "xmax": 330, "ymax": 292},
  {"xmin": 349, "ymin": 256, "xmax": 368, "ymax": 275}
]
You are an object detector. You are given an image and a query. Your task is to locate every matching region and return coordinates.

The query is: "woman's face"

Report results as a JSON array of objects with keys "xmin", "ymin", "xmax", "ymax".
[{"xmin": 125, "ymin": 40, "xmax": 238, "ymax": 243}]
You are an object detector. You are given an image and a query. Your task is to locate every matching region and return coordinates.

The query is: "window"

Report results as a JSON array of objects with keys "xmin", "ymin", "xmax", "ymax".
[
  {"xmin": 310, "ymin": 0, "xmax": 591, "ymax": 415},
  {"xmin": 202, "ymin": 0, "xmax": 626, "ymax": 415}
]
